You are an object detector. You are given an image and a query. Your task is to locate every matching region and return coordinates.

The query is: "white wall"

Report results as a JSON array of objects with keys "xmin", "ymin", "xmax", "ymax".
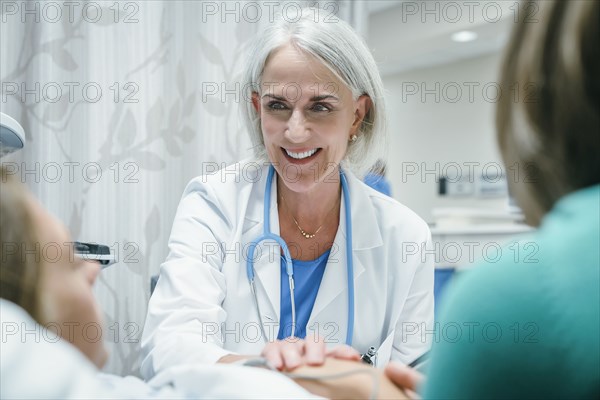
[{"xmin": 383, "ymin": 53, "xmax": 508, "ymax": 223}]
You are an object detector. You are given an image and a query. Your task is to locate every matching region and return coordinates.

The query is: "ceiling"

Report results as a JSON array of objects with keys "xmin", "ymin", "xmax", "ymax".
[{"xmin": 367, "ymin": 0, "xmax": 515, "ymax": 76}]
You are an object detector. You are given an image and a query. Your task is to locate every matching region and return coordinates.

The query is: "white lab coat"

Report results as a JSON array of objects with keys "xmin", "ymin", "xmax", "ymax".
[
  {"xmin": 141, "ymin": 158, "xmax": 434, "ymax": 380},
  {"xmin": 0, "ymin": 299, "xmax": 318, "ymax": 399}
]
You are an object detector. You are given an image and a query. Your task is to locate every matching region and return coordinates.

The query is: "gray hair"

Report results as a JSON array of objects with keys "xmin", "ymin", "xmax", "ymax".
[{"xmin": 240, "ymin": 7, "xmax": 387, "ymax": 178}]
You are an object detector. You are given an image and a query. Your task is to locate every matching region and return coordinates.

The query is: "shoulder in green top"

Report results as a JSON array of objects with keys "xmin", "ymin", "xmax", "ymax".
[{"xmin": 423, "ymin": 184, "xmax": 600, "ymax": 399}]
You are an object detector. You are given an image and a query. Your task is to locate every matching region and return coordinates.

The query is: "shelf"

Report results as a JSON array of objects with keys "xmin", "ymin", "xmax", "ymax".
[{"xmin": 430, "ymin": 224, "xmax": 534, "ymax": 236}]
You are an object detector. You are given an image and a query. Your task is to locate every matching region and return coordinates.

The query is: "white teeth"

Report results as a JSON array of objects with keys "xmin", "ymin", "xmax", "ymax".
[{"xmin": 285, "ymin": 148, "xmax": 318, "ymax": 159}]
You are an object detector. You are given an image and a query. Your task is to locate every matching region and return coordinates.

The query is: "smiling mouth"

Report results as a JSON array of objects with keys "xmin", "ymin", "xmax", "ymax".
[{"xmin": 281, "ymin": 147, "xmax": 322, "ymax": 161}]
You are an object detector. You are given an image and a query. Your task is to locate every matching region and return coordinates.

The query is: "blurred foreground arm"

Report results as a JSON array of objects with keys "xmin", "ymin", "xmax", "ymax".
[{"xmin": 288, "ymin": 358, "xmax": 410, "ymax": 399}]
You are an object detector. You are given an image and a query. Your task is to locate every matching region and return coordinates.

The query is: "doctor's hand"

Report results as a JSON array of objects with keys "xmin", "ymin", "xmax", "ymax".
[
  {"xmin": 261, "ymin": 334, "xmax": 361, "ymax": 371},
  {"xmin": 385, "ymin": 362, "xmax": 425, "ymax": 399}
]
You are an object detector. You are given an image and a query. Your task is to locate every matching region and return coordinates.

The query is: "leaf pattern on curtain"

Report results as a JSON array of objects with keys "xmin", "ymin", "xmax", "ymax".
[{"xmin": 1, "ymin": 1, "xmax": 256, "ymax": 375}]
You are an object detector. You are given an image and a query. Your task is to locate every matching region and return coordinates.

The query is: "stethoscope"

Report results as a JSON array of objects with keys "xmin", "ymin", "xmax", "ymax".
[{"xmin": 246, "ymin": 164, "xmax": 355, "ymax": 345}]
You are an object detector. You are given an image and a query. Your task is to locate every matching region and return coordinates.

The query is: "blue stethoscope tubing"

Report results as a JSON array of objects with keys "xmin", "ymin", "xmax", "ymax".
[{"xmin": 246, "ymin": 164, "xmax": 354, "ymax": 345}]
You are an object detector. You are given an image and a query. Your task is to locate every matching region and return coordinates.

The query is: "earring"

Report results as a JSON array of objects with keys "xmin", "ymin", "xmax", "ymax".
[{"xmin": 349, "ymin": 135, "xmax": 357, "ymax": 142}]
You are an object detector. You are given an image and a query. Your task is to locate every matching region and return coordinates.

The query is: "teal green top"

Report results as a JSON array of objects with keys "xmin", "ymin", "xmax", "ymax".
[{"xmin": 423, "ymin": 185, "xmax": 600, "ymax": 399}]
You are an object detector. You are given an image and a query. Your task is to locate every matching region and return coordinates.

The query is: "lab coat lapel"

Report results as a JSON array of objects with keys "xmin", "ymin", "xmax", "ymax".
[
  {"xmin": 308, "ymin": 169, "xmax": 383, "ymax": 335},
  {"xmin": 241, "ymin": 165, "xmax": 281, "ymax": 337}
]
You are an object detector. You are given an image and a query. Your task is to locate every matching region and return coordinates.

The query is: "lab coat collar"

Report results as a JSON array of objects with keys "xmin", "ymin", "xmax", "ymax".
[
  {"xmin": 339, "ymin": 164, "xmax": 384, "ymax": 251},
  {"xmin": 244, "ymin": 162, "xmax": 384, "ymax": 249},
  {"xmin": 309, "ymin": 165, "xmax": 383, "ymax": 326}
]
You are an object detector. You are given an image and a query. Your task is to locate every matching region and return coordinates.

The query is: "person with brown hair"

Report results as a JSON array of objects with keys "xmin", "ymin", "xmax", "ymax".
[{"xmin": 385, "ymin": 0, "xmax": 599, "ymax": 398}]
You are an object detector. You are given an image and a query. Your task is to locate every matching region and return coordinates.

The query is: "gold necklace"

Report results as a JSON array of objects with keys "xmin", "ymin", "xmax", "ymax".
[
  {"xmin": 280, "ymin": 192, "xmax": 340, "ymax": 239},
  {"xmin": 292, "ymin": 216, "xmax": 322, "ymax": 239}
]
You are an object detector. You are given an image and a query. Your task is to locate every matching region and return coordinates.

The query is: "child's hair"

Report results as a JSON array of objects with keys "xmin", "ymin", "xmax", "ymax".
[{"xmin": 1, "ymin": 166, "xmax": 43, "ymax": 320}]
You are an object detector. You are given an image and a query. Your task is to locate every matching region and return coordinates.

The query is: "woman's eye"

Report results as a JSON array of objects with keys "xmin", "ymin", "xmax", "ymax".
[
  {"xmin": 267, "ymin": 101, "xmax": 286, "ymax": 110},
  {"xmin": 311, "ymin": 103, "xmax": 331, "ymax": 112}
]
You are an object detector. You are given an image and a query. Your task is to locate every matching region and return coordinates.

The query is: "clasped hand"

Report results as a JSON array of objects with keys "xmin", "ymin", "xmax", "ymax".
[
  {"xmin": 260, "ymin": 334, "xmax": 361, "ymax": 371},
  {"xmin": 261, "ymin": 335, "xmax": 426, "ymax": 399}
]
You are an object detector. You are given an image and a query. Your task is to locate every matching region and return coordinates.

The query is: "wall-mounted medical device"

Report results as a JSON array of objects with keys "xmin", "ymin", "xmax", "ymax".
[
  {"xmin": 438, "ymin": 173, "xmax": 508, "ymax": 198},
  {"xmin": 1, "ymin": 113, "xmax": 116, "ymax": 268},
  {"xmin": 0, "ymin": 112, "xmax": 26, "ymax": 157},
  {"xmin": 74, "ymin": 242, "xmax": 116, "ymax": 268}
]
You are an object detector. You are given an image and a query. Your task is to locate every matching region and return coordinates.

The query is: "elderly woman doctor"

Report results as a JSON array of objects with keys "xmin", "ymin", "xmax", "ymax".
[{"xmin": 141, "ymin": 8, "xmax": 433, "ymax": 378}]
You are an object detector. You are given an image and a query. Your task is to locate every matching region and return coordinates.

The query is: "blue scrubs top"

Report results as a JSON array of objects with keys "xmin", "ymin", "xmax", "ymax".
[
  {"xmin": 364, "ymin": 173, "xmax": 392, "ymax": 196},
  {"xmin": 277, "ymin": 249, "xmax": 330, "ymax": 339}
]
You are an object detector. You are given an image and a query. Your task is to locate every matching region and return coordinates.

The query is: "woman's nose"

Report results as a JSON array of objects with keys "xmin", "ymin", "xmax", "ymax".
[{"xmin": 284, "ymin": 110, "xmax": 310, "ymax": 143}]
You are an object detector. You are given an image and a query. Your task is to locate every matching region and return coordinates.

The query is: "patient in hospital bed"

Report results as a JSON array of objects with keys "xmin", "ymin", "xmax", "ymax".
[{"xmin": 0, "ymin": 166, "xmax": 406, "ymax": 399}]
